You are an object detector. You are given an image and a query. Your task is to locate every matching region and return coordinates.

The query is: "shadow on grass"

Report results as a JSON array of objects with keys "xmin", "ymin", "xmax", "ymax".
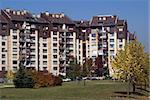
[
  {"xmin": 136, "ymin": 87, "xmax": 150, "ymax": 92},
  {"xmin": 114, "ymin": 91, "xmax": 146, "ymax": 96},
  {"xmin": 111, "ymin": 91, "xmax": 147, "ymax": 99}
]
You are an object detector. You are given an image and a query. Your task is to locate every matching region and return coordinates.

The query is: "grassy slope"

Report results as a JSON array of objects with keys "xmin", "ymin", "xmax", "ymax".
[{"xmin": 0, "ymin": 80, "xmax": 148, "ymax": 100}]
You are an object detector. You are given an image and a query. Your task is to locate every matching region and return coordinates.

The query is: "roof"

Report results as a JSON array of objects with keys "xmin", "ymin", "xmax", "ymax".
[
  {"xmin": 0, "ymin": 14, "xmax": 8, "ymax": 23},
  {"xmin": 41, "ymin": 13, "xmax": 75, "ymax": 24},
  {"xmin": 90, "ymin": 15, "xmax": 117, "ymax": 27},
  {"xmin": 74, "ymin": 20, "xmax": 89, "ymax": 27},
  {"xmin": 129, "ymin": 33, "xmax": 136, "ymax": 40},
  {"xmin": 117, "ymin": 20, "xmax": 125, "ymax": 26},
  {"xmin": 2, "ymin": 9, "xmax": 48, "ymax": 23}
]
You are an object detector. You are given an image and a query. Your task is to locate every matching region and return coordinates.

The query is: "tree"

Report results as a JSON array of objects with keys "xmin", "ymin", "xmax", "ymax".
[
  {"xmin": 82, "ymin": 58, "xmax": 93, "ymax": 77},
  {"xmin": 5, "ymin": 70, "xmax": 14, "ymax": 83},
  {"xmin": 66, "ymin": 58, "xmax": 81, "ymax": 80},
  {"xmin": 13, "ymin": 67, "xmax": 34, "ymax": 88},
  {"xmin": 112, "ymin": 40, "xmax": 149, "ymax": 93}
]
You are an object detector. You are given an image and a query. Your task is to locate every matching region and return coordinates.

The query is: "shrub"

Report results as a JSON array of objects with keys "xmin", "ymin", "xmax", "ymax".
[
  {"xmin": 13, "ymin": 68, "xmax": 34, "ymax": 88},
  {"xmin": 53, "ymin": 75, "xmax": 62, "ymax": 86},
  {"xmin": 13, "ymin": 69, "xmax": 62, "ymax": 88},
  {"xmin": 30, "ymin": 71, "xmax": 62, "ymax": 88}
]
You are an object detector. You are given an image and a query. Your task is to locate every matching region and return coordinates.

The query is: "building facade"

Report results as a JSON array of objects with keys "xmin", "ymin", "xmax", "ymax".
[{"xmin": 0, "ymin": 9, "xmax": 135, "ymax": 77}]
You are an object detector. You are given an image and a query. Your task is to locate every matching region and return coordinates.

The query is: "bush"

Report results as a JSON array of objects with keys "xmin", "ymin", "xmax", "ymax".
[
  {"xmin": 13, "ymin": 68, "xmax": 34, "ymax": 88},
  {"xmin": 13, "ymin": 69, "xmax": 62, "ymax": 88},
  {"xmin": 53, "ymin": 75, "xmax": 62, "ymax": 86},
  {"xmin": 30, "ymin": 71, "xmax": 62, "ymax": 88}
]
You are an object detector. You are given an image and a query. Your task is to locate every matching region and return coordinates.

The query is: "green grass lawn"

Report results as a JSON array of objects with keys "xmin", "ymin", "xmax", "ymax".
[{"xmin": 0, "ymin": 80, "xmax": 149, "ymax": 100}]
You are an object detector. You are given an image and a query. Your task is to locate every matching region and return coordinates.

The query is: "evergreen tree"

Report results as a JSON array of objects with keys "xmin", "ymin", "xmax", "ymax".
[{"xmin": 13, "ymin": 66, "xmax": 34, "ymax": 88}]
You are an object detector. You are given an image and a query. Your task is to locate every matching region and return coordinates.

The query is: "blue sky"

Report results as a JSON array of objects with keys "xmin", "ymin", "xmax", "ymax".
[{"xmin": 0, "ymin": 0, "xmax": 149, "ymax": 52}]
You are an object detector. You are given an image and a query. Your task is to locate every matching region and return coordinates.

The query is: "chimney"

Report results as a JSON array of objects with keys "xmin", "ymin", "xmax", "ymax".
[
  {"xmin": 5, "ymin": 8, "xmax": 10, "ymax": 13},
  {"xmin": 23, "ymin": 10, "xmax": 27, "ymax": 14},
  {"xmin": 13, "ymin": 11, "xmax": 16, "ymax": 15},
  {"xmin": 61, "ymin": 13, "xmax": 64, "ymax": 17},
  {"xmin": 17, "ymin": 11, "xmax": 20, "ymax": 15},
  {"xmin": 37, "ymin": 14, "xmax": 41, "ymax": 18},
  {"xmin": 45, "ymin": 12, "xmax": 49, "ymax": 16}
]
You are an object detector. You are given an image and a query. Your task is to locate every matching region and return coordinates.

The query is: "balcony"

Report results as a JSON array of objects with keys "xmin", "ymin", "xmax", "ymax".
[
  {"xmin": 100, "ymin": 35, "xmax": 107, "ymax": 38},
  {"xmin": 31, "ymin": 25, "xmax": 36, "ymax": 29},
  {"xmin": 98, "ymin": 50, "xmax": 103, "ymax": 55},
  {"xmin": 68, "ymin": 27, "xmax": 74, "ymax": 31}
]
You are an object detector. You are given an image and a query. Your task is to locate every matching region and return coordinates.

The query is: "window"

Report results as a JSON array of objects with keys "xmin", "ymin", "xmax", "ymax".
[
  {"xmin": 31, "ymin": 36, "xmax": 35, "ymax": 41},
  {"xmin": 53, "ymin": 43, "xmax": 57, "ymax": 47},
  {"xmin": 53, "ymin": 32, "xmax": 57, "ymax": 35},
  {"xmin": 2, "ymin": 24, "xmax": 7, "ymax": 28},
  {"xmin": 53, "ymin": 67, "xmax": 57, "ymax": 70},
  {"xmin": 43, "ymin": 61, "xmax": 47, "ymax": 65},
  {"xmin": 119, "ymin": 28, "xmax": 123, "ymax": 31},
  {"xmin": 92, "ymin": 33, "xmax": 96, "ymax": 37},
  {"xmin": 110, "ymin": 39, "xmax": 114, "ymax": 42},
  {"xmin": 53, "ymin": 49, "xmax": 57, "ymax": 53},
  {"xmin": 53, "ymin": 26, "xmax": 58, "ymax": 30},
  {"xmin": 2, "ymin": 35, "xmax": 6, "ymax": 40},
  {"xmin": 30, "ymin": 55, "xmax": 35, "ymax": 59},
  {"xmin": 13, "ymin": 60, "xmax": 17, "ymax": 64},
  {"xmin": 119, "ymin": 44, "xmax": 123, "ymax": 48},
  {"xmin": 43, "ymin": 32, "xmax": 47, "ymax": 36},
  {"xmin": 103, "ymin": 17, "xmax": 106, "ymax": 20},
  {"xmin": 2, "ymin": 48, "xmax": 5, "ymax": 52},
  {"xmin": 13, "ymin": 36, "xmax": 17, "ymax": 39},
  {"xmin": 2, "ymin": 42, "xmax": 5, "ymax": 46},
  {"xmin": 43, "ymin": 43, "xmax": 47, "ymax": 47},
  {"xmin": 43, "ymin": 49, "xmax": 47, "ymax": 53},
  {"xmin": 13, "ymin": 42, "xmax": 17, "ymax": 46},
  {"xmin": 110, "ymin": 44, "xmax": 114, "ymax": 48},
  {"xmin": 2, "ymin": 60, "xmax": 5, "ymax": 64},
  {"xmin": 13, "ymin": 66, "xmax": 17, "ymax": 71},
  {"xmin": 2, "ymin": 54, "xmax": 5, "ymax": 58},
  {"xmin": 43, "ymin": 67, "xmax": 47, "ymax": 70},
  {"xmin": 13, "ymin": 48, "xmax": 17, "ymax": 52},
  {"xmin": 53, "ymin": 61, "xmax": 57, "ymax": 65},
  {"xmin": 13, "ymin": 30, "xmax": 17, "ymax": 34},
  {"xmin": 66, "ymin": 32, "xmax": 73, "ymax": 36},
  {"xmin": 53, "ymin": 37, "xmax": 57, "ymax": 41},
  {"xmin": 99, "ymin": 17, "xmax": 102, "ymax": 20},
  {"xmin": 13, "ymin": 54, "xmax": 17, "ymax": 59},
  {"xmin": 53, "ymin": 55, "xmax": 57, "ymax": 59},
  {"xmin": 92, "ymin": 39, "xmax": 96, "ymax": 41},
  {"xmin": 119, "ymin": 39, "xmax": 123, "ymax": 42},
  {"xmin": 110, "ymin": 33, "xmax": 114, "ymax": 37},
  {"xmin": 110, "ymin": 50, "xmax": 114, "ymax": 55},
  {"xmin": 2, "ymin": 67, "xmax": 6, "ymax": 71},
  {"xmin": 31, "ymin": 61, "xmax": 35, "ymax": 65},
  {"xmin": 43, "ymin": 55, "xmax": 47, "ymax": 59},
  {"xmin": 43, "ymin": 37, "xmax": 47, "ymax": 41},
  {"xmin": 31, "ymin": 49, "xmax": 35, "ymax": 52}
]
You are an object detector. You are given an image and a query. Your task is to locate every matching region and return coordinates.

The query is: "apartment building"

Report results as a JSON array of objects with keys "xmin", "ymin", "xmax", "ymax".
[
  {"xmin": 40, "ymin": 12, "xmax": 76, "ymax": 76},
  {"xmin": 0, "ymin": 9, "xmax": 51, "ymax": 73},
  {"xmin": 75, "ymin": 20, "xmax": 90, "ymax": 65},
  {"xmin": 89, "ymin": 15, "xmax": 128, "ymax": 76},
  {"xmin": 0, "ymin": 8, "xmax": 135, "ymax": 77}
]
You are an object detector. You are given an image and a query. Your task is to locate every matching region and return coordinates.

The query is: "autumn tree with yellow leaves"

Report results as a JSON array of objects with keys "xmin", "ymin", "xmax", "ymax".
[{"xmin": 112, "ymin": 40, "xmax": 149, "ymax": 92}]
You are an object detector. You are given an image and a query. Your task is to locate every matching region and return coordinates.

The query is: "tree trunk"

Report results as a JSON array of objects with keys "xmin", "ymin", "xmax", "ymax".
[{"xmin": 132, "ymin": 82, "xmax": 136, "ymax": 93}]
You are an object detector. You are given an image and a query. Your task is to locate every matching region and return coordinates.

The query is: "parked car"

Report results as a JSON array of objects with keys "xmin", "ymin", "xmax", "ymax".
[{"xmin": 62, "ymin": 78, "xmax": 71, "ymax": 82}]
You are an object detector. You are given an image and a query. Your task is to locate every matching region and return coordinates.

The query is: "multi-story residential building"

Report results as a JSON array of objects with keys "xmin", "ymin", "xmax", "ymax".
[
  {"xmin": 75, "ymin": 20, "xmax": 90, "ymax": 65},
  {"xmin": 0, "ymin": 8, "xmax": 135, "ymax": 78},
  {"xmin": 0, "ymin": 9, "xmax": 50, "ymax": 73},
  {"xmin": 89, "ymin": 15, "xmax": 128, "ymax": 76},
  {"xmin": 40, "ymin": 12, "xmax": 76, "ymax": 76}
]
